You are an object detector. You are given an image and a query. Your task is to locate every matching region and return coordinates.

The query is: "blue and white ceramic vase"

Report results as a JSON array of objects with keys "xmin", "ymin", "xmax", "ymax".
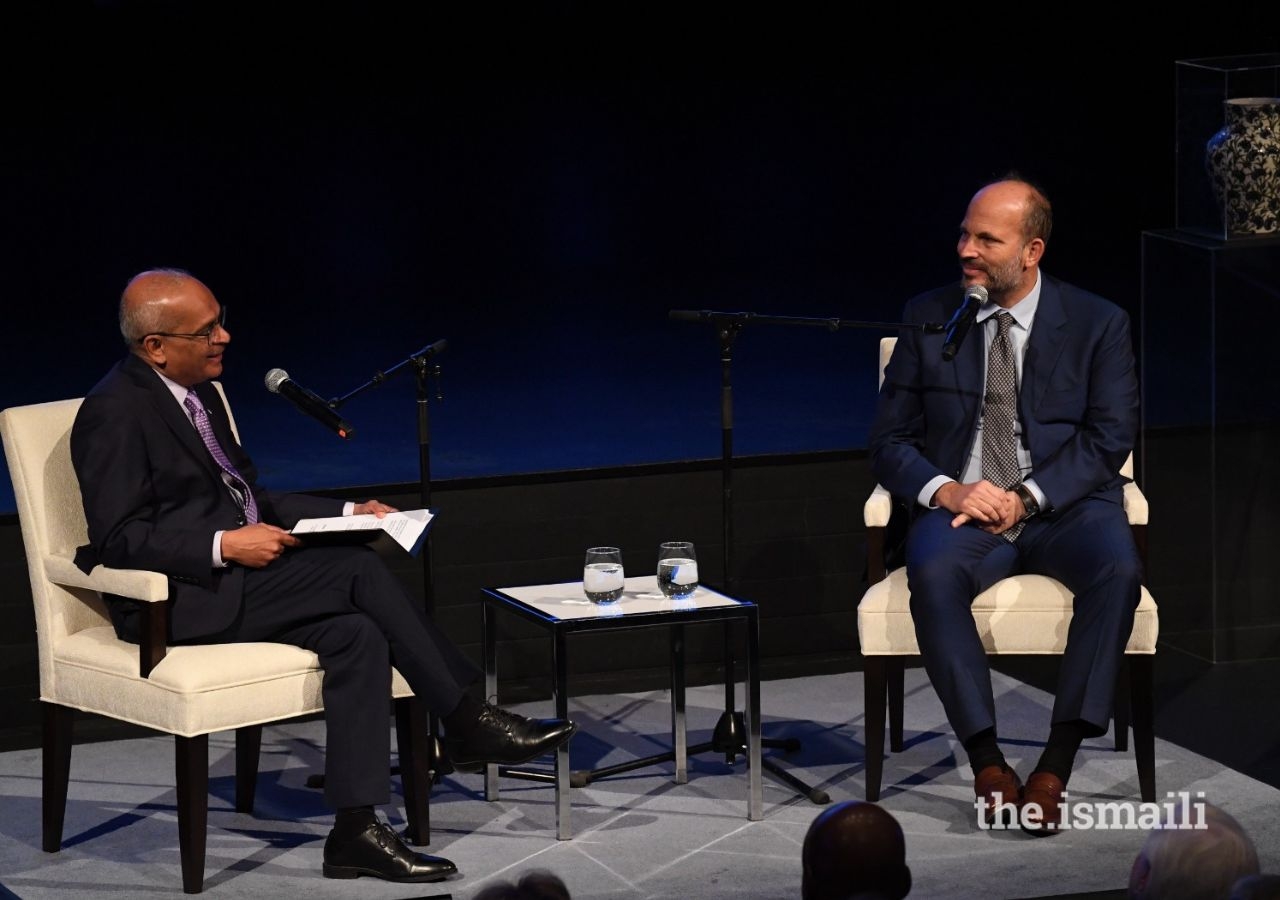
[{"xmin": 1205, "ymin": 96, "xmax": 1280, "ymax": 237}]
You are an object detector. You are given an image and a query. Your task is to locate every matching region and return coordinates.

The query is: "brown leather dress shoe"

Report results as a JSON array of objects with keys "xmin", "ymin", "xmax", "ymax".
[
  {"xmin": 974, "ymin": 764, "xmax": 1023, "ymax": 826},
  {"xmin": 1021, "ymin": 771, "xmax": 1067, "ymax": 836}
]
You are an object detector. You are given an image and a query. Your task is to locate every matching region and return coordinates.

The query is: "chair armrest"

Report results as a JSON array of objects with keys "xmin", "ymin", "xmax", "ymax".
[
  {"xmin": 864, "ymin": 484, "xmax": 893, "ymax": 528},
  {"xmin": 863, "ymin": 485, "xmax": 894, "ymax": 585},
  {"xmin": 867, "ymin": 482, "xmax": 1148, "ymax": 526},
  {"xmin": 863, "ymin": 481, "xmax": 1149, "ymax": 582},
  {"xmin": 44, "ymin": 554, "xmax": 170, "ymax": 600},
  {"xmin": 1123, "ymin": 482, "xmax": 1149, "ymax": 526},
  {"xmin": 44, "ymin": 554, "xmax": 172, "ymax": 678}
]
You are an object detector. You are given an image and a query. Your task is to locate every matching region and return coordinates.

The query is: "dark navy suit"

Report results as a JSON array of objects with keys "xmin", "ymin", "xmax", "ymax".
[
  {"xmin": 71, "ymin": 353, "xmax": 480, "ymax": 808},
  {"xmin": 867, "ymin": 274, "xmax": 1142, "ymax": 742}
]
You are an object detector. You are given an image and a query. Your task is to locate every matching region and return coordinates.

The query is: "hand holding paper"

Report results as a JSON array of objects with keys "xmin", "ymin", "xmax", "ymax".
[{"xmin": 291, "ymin": 508, "xmax": 435, "ymax": 556}]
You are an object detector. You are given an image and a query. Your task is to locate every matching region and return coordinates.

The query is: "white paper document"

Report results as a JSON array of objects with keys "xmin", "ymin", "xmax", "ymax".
[{"xmin": 291, "ymin": 508, "xmax": 434, "ymax": 556}]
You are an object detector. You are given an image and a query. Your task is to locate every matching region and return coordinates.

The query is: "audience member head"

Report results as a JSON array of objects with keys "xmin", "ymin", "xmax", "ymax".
[
  {"xmin": 1231, "ymin": 874, "xmax": 1280, "ymax": 900},
  {"xmin": 801, "ymin": 799, "xmax": 911, "ymax": 900},
  {"xmin": 473, "ymin": 868, "xmax": 571, "ymax": 900},
  {"xmin": 1128, "ymin": 799, "xmax": 1259, "ymax": 900}
]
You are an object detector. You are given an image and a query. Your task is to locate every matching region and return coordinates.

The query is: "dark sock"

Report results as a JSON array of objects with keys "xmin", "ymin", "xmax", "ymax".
[
  {"xmin": 442, "ymin": 691, "xmax": 484, "ymax": 738},
  {"xmin": 963, "ymin": 728, "xmax": 1006, "ymax": 776},
  {"xmin": 1035, "ymin": 720, "xmax": 1088, "ymax": 784},
  {"xmin": 332, "ymin": 805, "xmax": 377, "ymax": 839}
]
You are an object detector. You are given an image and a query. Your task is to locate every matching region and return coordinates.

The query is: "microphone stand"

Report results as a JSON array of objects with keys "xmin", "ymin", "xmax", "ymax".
[
  {"xmin": 327, "ymin": 338, "xmax": 448, "ymax": 615},
  {"xmin": 666, "ymin": 309, "xmax": 940, "ymax": 806},
  {"xmin": 303, "ymin": 340, "xmax": 450, "ymax": 813}
]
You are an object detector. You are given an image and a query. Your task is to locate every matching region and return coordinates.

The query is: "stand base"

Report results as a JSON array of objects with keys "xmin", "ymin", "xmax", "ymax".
[{"xmin": 500, "ymin": 709, "xmax": 829, "ymax": 805}]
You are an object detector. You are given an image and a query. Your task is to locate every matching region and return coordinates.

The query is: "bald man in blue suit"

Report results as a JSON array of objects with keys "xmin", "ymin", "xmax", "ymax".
[{"xmin": 868, "ymin": 175, "xmax": 1142, "ymax": 836}]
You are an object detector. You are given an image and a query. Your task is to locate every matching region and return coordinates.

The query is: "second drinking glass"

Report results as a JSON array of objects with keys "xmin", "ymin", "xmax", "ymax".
[{"xmin": 657, "ymin": 541, "xmax": 698, "ymax": 599}]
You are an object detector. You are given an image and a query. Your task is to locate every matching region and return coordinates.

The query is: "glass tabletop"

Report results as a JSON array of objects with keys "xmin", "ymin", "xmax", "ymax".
[{"xmin": 487, "ymin": 574, "xmax": 747, "ymax": 622}]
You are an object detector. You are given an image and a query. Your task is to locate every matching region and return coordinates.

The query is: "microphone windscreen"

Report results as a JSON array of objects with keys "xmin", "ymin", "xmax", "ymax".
[
  {"xmin": 964, "ymin": 284, "xmax": 989, "ymax": 304},
  {"xmin": 264, "ymin": 368, "xmax": 290, "ymax": 393}
]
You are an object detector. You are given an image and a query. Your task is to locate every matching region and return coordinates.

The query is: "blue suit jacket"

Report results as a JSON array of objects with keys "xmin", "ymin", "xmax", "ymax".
[
  {"xmin": 868, "ymin": 273, "xmax": 1138, "ymax": 516},
  {"xmin": 71, "ymin": 353, "xmax": 343, "ymax": 641}
]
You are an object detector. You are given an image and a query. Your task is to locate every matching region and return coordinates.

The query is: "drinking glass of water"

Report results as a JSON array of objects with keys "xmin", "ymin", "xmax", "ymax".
[
  {"xmin": 583, "ymin": 547, "xmax": 625, "ymax": 603},
  {"xmin": 657, "ymin": 541, "xmax": 699, "ymax": 600}
]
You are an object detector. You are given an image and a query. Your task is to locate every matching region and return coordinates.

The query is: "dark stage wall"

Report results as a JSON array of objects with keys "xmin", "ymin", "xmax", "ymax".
[{"xmin": 5, "ymin": 27, "xmax": 1278, "ymax": 512}]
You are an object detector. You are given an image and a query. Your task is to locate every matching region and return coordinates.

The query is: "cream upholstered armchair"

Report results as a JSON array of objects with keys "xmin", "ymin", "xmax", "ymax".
[
  {"xmin": 0, "ymin": 386, "xmax": 432, "ymax": 894},
  {"xmin": 856, "ymin": 337, "xmax": 1159, "ymax": 803}
]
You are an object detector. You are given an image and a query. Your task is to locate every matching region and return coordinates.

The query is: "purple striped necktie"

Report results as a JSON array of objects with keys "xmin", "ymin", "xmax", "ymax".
[{"xmin": 183, "ymin": 391, "xmax": 259, "ymax": 524}]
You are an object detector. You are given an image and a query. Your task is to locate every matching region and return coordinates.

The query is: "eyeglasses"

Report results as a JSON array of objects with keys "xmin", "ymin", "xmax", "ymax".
[{"xmin": 141, "ymin": 306, "xmax": 228, "ymax": 345}]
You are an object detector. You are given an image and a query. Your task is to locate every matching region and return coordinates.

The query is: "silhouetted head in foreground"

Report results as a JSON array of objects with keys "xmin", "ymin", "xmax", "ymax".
[
  {"xmin": 1128, "ymin": 799, "xmax": 1259, "ymax": 900},
  {"xmin": 473, "ymin": 868, "xmax": 572, "ymax": 900},
  {"xmin": 802, "ymin": 800, "xmax": 912, "ymax": 900}
]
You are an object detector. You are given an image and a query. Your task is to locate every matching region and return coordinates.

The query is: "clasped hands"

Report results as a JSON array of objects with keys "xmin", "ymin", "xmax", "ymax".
[
  {"xmin": 933, "ymin": 480, "xmax": 1027, "ymax": 535},
  {"xmin": 220, "ymin": 499, "xmax": 399, "ymax": 568}
]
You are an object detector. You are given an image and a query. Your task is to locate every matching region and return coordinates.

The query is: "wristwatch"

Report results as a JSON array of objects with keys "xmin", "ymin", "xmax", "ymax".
[{"xmin": 1011, "ymin": 482, "xmax": 1040, "ymax": 520}]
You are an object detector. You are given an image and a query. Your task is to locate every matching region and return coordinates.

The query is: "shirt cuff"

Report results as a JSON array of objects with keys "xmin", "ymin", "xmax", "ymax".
[
  {"xmin": 343, "ymin": 501, "xmax": 355, "ymax": 516},
  {"xmin": 1022, "ymin": 478, "xmax": 1048, "ymax": 511},
  {"xmin": 212, "ymin": 531, "xmax": 226, "ymax": 568},
  {"xmin": 920, "ymin": 475, "xmax": 954, "ymax": 509}
]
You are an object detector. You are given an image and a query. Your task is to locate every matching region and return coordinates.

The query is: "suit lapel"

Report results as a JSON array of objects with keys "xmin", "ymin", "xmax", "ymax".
[
  {"xmin": 120, "ymin": 355, "xmax": 222, "ymax": 480},
  {"xmin": 948, "ymin": 307, "xmax": 986, "ymax": 426},
  {"xmin": 1023, "ymin": 276, "xmax": 1069, "ymax": 410},
  {"xmin": 193, "ymin": 383, "xmax": 250, "ymax": 472}
]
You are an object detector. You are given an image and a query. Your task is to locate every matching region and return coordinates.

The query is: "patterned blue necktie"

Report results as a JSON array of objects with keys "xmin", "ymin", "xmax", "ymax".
[{"xmin": 183, "ymin": 391, "xmax": 259, "ymax": 524}]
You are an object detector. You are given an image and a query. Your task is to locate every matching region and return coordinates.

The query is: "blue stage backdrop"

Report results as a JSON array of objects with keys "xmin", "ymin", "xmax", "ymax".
[{"xmin": 2, "ymin": 53, "xmax": 1263, "ymax": 513}]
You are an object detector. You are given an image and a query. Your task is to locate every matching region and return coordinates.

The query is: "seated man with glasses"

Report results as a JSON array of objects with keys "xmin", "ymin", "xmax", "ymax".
[{"xmin": 70, "ymin": 268, "xmax": 577, "ymax": 885}]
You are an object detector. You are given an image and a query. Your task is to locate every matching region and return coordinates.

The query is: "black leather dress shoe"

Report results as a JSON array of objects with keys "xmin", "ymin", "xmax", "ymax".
[
  {"xmin": 322, "ymin": 820, "xmax": 458, "ymax": 882},
  {"xmin": 442, "ymin": 700, "xmax": 577, "ymax": 771}
]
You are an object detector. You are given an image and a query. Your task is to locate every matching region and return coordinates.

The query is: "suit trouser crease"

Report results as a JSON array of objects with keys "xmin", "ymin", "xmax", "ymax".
[
  {"xmin": 229, "ymin": 545, "xmax": 481, "ymax": 808},
  {"xmin": 904, "ymin": 496, "xmax": 1142, "ymax": 746}
]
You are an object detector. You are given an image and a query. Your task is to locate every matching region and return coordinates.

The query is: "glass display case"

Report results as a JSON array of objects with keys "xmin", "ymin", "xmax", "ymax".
[
  {"xmin": 1175, "ymin": 54, "xmax": 1280, "ymax": 239},
  {"xmin": 1140, "ymin": 227, "xmax": 1280, "ymax": 662}
]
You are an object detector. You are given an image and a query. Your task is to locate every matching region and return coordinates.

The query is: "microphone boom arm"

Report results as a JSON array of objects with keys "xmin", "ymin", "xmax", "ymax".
[
  {"xmin": 668, "ymin": 309, "xmax": 944, "ymax": 333},
  {"xmin": 328, "ymin": 339, "xmax": 448, "ymax": 408}
]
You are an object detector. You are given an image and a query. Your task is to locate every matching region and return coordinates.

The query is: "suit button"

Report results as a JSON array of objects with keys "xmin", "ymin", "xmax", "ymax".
[{"xmin": 236, "ymin": 516, "xmax": 246, "ymax": 526}]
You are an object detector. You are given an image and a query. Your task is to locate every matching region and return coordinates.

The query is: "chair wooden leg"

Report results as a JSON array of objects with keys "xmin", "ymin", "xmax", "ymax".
[
  {"xmin": 395, "ymin": 697, "xmax": 431, "ymax": 846},
  {"xmin": 234, "ymin": 726, "xmax": 262, "ymax": 814},
  {"xmin": 41, "ymin": 702, "xmax": 73, "ymax": 853},
  {"xmin": 175, "ymin": 734, "xmax": 209, "ymax": 895},
  {"xmin": 864, "ymin": 656, "xmax": 887, "ymax": 801},
  {"xmin": 1130, "ymin": 655, "xmax": 1157, "ymax": 802},
  {"xmin": 1113, "ymin": 658, "xmax": 1132, "ymax": 752},
  {"xmin": 888, "ymin": 657, "xmax": 905, "ymax": 752}
]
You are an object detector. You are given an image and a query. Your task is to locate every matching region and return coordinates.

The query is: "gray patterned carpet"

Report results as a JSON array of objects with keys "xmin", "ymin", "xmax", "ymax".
[{"xmin": 1, "ymin": 669, "xmax": 1276, "ymax": 899}]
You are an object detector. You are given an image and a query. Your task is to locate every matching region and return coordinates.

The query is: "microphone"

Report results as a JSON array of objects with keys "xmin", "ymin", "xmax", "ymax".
[
  {"xmin": 264, "ymin": 369, "xmax": 356, "ymax": 439},
  {"xmin": 940, "ymin": 284, "xmax": 988, "ymax": 361}
]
